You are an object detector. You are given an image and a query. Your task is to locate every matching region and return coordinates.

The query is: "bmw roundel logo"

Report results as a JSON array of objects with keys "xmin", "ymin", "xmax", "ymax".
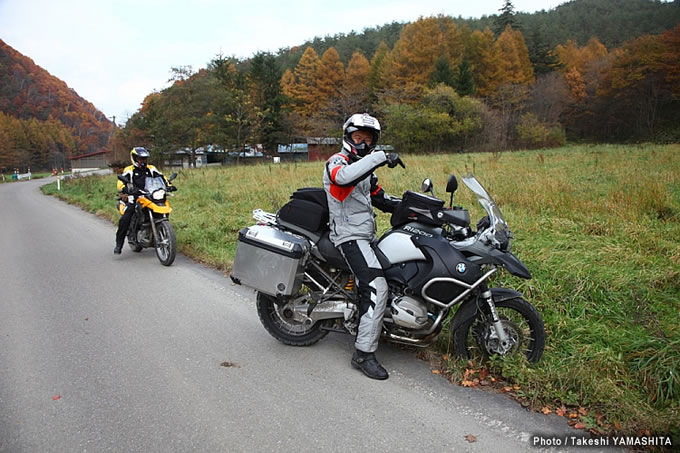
[{"xmin": 456, "ymin": 263, "xmax": 467, "ymax": 273}]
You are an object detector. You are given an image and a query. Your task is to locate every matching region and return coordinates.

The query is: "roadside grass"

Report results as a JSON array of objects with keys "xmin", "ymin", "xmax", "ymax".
[{"xmin": 42, "ymin": 144, "xmax": 680, "ymax": 436}]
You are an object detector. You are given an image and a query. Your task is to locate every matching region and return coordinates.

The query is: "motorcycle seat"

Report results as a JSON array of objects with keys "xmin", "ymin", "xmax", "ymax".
[{"xmin": 317, "ymin": 232, "xmax": 350, "ymax": 271}]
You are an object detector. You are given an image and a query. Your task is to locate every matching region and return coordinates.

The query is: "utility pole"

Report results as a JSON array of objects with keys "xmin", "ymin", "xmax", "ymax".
[{"xmin": 108, "ymin": 116, "xmax": 118, "ymax": 163}]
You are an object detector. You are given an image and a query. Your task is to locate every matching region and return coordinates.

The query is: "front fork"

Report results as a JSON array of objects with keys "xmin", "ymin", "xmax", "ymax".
[
  {"xmin": 480, "ymin": 284, "xmax": 510, "ymax": 347},
  {"xmin": 148, "ymin": 210, "xmax": 159, "ymax": 244}
]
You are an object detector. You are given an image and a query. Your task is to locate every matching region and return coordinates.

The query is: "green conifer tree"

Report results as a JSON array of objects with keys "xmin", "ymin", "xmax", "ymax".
[{"xmin": 454, "ymin": 58, "xmax": 476, "ymax": 96}]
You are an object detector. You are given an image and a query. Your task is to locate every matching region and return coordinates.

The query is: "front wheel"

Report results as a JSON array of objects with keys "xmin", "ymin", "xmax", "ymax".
[
  {"xmin": 454, "ymin": 297, "xmax": 545, "ymax": 363},
  {"xmin": 154, "ymin": 220, "xmax": 176, "ymax": 266},
  {"xmin": 256, "ymin": 292, "xmax": 329, "ymax": 346}
]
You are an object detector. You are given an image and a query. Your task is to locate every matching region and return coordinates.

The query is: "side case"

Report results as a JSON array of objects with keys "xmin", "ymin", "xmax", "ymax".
[{"xmin": 231, "ymin": 225, "xmax": 309, "ymax": 296}]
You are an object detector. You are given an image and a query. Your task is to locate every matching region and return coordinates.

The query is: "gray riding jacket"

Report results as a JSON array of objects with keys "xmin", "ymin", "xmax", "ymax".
[{"xmin": 323, "ymin": 150, "xmax": 399, "ymax": 246}]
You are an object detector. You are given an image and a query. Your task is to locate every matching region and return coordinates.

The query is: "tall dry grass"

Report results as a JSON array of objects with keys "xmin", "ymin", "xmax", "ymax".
[{"xmin": 43, "ymin": 144, "xmax": 680, "ymax": 434}]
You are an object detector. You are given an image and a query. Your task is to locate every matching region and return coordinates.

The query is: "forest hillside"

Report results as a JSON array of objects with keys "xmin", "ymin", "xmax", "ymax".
[
  {"xmin": 0, "ymin": 39, "xmax": 112, "ymax": 171},
  {"xmin": 1, "ymin": 0, "xmax": 678, "ymax": 171}
]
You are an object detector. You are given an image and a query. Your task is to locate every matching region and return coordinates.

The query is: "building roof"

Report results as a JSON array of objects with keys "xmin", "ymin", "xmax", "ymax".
[
  {"xmin": 69, "ymin": 150, "xmax": 109, "ymax": 160},
  {"xmin": 306, "ymin": 137, "xmax": 341, "ymax": 145}
]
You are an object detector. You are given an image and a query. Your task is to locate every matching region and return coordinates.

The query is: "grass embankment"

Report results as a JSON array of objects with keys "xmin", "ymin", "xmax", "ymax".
[{"xmin": 42, "ymin": 144, "xmax": 680, "ymax": 437}]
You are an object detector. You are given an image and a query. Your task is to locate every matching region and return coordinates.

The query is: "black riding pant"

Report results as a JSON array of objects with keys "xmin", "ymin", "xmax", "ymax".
[
  {"xmin": 339, "ymin": 239, "xmax": 388, "ymax": 353},
  {"xmin": 116, "ymin": 204, "xmax": 135, "ymax": 247}
]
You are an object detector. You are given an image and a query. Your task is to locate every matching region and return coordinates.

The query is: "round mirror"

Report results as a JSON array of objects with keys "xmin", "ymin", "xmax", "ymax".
[{"xmin": 421, "ymin": 178, "xmax": 433, "ymax": 193}]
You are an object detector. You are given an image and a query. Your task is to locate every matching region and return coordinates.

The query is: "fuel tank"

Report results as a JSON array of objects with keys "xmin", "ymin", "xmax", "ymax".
[
  {"xmin": 379, "ymin": 222, "xmax": 483, "ymax": 305},
  {"xmin": 377, "ymin": 222, "xmax": 440, "ymax": 264}
]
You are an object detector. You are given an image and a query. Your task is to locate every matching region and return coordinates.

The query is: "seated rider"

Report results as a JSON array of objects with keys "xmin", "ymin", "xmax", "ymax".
[
  {"xmin": 114, "ymin": 147, "xmax": 174, "ymax": 254},
  {"xmin": 323, "ymin": 113, "xmax": 404, "ymax": 380}
]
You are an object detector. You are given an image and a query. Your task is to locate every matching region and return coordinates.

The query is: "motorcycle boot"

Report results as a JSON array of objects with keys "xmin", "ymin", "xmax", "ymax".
[
  {"xmin": 351, "ymin": 350, "xmax": 388, "ymax": 380},
  {"xmin": 113, "ymin": 242, "xmax": 123, "ymax": 254}
]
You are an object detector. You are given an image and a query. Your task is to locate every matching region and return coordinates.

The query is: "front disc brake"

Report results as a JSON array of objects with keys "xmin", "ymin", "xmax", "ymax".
[{"xmin": 478, "ymin": 319, "xmax": 522, "ymax": 356}]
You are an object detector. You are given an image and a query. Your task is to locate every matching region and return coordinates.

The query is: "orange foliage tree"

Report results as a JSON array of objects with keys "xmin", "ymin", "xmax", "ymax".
[
  {"xmin": 381, "ymin": 16, "xmax": 465, "ymax": 103},
  {"xmin": 281, "ymin": 46, "xmax": 321, "ymax": 118}
]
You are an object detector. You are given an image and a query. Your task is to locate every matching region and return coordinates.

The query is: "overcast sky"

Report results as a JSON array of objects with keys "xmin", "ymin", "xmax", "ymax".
[{"xmin": 1, "ymin": 0, "xmax": 565, "ymax": 124}]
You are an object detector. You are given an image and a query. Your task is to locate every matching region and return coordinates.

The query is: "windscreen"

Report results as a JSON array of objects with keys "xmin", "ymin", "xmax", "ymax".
[
  {"xmin": 462, "ymin": 174, "xmax": 508, "ymax": 234},
  {"xmin": 144, "ymin": 176, "xmax": 166, "ymax": 192}
]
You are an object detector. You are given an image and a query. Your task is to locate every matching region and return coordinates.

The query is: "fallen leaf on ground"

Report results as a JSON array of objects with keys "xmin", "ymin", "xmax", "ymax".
[
  {"xmin": 568, "ymin": 412, "xmax": 579, "ymax": 419},
  {"xmin": 578, "ymin": 407, "xmax": 588, "ymax": 416},
  {"xmin": 52, "ymin": 395, "xmax": 61, "ymax": 400},
  {"xmin": 556, "ymin": 406, "xmax": 567, "ymax": 417},
  {"xmin": 541, "ymin": 406, "xmax": 552, "ymax": 415},
  {"xmin": 431, "ymin": 369, "xmax": 441, "ymax": 374},
  {"xmin": 574, "ymin": 423, "xmax": 586, "ymax": 429},
  {"xmin": 464, "ymin": 434, "xmax": 477, "ymax": 443},
  {"xmin": 462, "ymin": 380, "xmax": 476, "ymax": 387}
]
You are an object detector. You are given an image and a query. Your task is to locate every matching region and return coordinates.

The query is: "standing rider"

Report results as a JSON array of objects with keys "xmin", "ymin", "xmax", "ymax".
[
  {"xmin": 323, "ymin": 113, "xmax": 404, "ymax": 380},
  {"xmin": 114, "ymin": 147, "xmax": 174, "ymax": 254}
]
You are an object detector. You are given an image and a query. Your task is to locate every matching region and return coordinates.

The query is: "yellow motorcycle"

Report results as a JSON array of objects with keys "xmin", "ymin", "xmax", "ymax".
[{"xmin": 117, "ymin": 173, "xmax": 178, "ymax": 266}]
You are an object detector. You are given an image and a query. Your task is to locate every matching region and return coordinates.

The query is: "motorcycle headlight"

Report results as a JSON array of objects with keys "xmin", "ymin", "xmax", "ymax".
[
  {"xmin": 152, "ymin": 189, "xmax": 166, "ymax": 201},
  {"xmin": 494, "ymin": 229, "xmax": 513, "ymax": 251}
]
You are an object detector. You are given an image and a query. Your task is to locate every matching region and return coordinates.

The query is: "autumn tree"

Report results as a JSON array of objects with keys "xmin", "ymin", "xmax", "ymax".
[
  {"xmin": 465, "ymin": 27, "xmax": 503, "ymax": 97},
  {"xmin": 594, "ymin": 26, "xmax": 680, "ymax": 139},
  {"xmin": 367, "ymin": 41, "xmax": 390, "ymax": 105},
  {"xmin": 495, "ymin": 26, "xmax": 535, "ymax": 86},
  {"xmin": 316, "ymin": 47, "xmax": 345, "ymax": 104},
  {"xmin": 555, "ymin": 37, "xmax": 608, "ymax": 99},
  {"xmin": 281, "ymin": 46, "xmax": 321, "ymax": 118},
  {"xmin": 0, "ymin": 111, "xmax": 75, "ymax": 171},
  {"xmin": 341, "ymin": 51, "xmax": 371, "ymax": 116},
  {"xmin": 381, "ymin": 16, "xmax": 464, "ymax": 103}
]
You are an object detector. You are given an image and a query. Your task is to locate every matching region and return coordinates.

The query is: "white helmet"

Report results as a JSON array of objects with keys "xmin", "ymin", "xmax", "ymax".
[{"xmin": 342, "ymin": 113, "xmax": 381, "ymax": 158}]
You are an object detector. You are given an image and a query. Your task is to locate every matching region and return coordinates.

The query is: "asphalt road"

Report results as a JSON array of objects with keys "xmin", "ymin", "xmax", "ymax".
[{"xmin": 0, "ymin": 177, "xmax": 597, "ymax": 452}]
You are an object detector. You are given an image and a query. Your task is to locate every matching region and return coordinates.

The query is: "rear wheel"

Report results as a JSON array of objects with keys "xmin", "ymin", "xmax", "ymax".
[
  {"xmin": 454, "ymin": 297, "xmax": 545, "ymax": 363},
  {"xmin": 256, "ymin": 292, "xmax": 330, "ymax": 346},
  {"xmin": 154, "ymin": 220, "xmax": 176, "ymax": 266}
]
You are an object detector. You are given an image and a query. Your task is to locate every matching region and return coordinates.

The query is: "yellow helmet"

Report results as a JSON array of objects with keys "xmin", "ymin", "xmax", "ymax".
[{"xmin": 130, "ymin": 147, "xmax": 150, "ymax": 167}]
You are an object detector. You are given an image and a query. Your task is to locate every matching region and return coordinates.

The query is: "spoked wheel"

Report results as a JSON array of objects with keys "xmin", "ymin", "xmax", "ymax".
[
  {"xmin": 154, "ymin": 221, "xmax": 176, "ymax": 266},
  {"xmin": 256, "ymin": 292, "xmax": 330, "ymax": 346},
  {"xmin": 454, "ymin": 297, "xmax": 545, "ymax": 363}
]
